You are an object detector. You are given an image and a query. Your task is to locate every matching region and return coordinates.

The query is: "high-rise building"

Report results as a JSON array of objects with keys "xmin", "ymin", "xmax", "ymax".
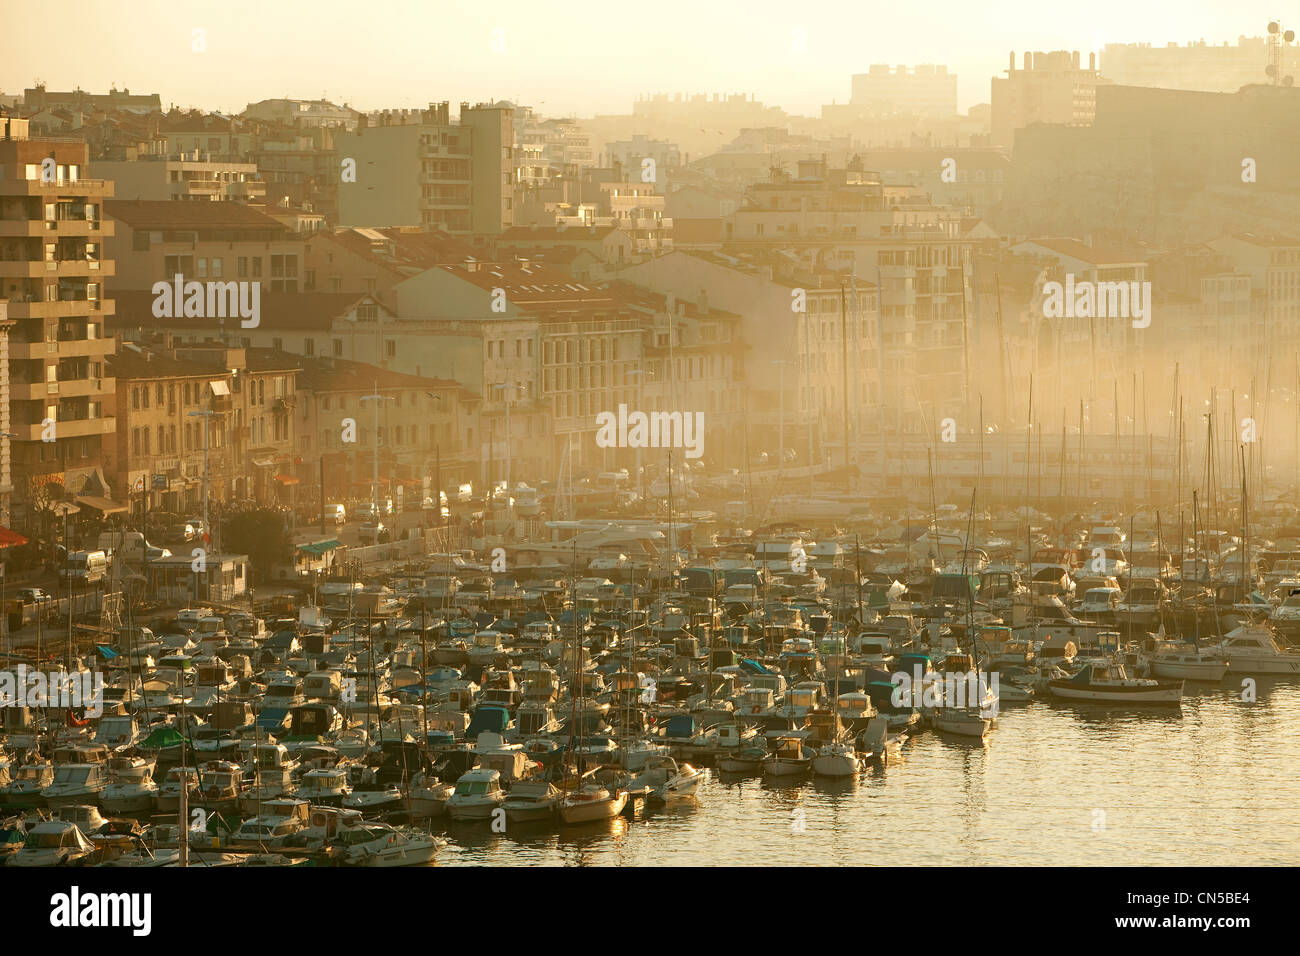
[
  {"xmin": 991, "ymin": 51, "xmax": 1104, "ymax": 149},
  {"xmin": 0, "ymin": 116, "xmax": 118, "ymax": 520},
  {"xmin": 1102, "ymin": 37, "xmax": 1300, "ymax": 93},
  {"xmin": 334, "ymin": 101, "xmax": 513, "ymax": 234},
  {"xmin": 850, "ymin": 64, "xmax": 958, "ymax": 117}
]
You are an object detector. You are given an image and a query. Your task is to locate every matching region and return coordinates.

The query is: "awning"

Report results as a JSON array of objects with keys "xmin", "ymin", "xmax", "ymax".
[
  {"xmin": 252, "ymin": 457, "xmax": 274, "ymax": 467},
  {"xmin": 209, "ymin": 380, "xmax": 231, "ymax": 396},
  {"xmin": 0, "ymin": 526, "xmax": 30, "ymax": 548},
  {"xmin": 75, "ymin": 496, "xmax": 128, "ymax": 515},
  {"xmin": 297, "ymin": 539, "xmax": 342, "ymax": 556},
  {"xmin": 275, "ymin": 474, "xmax": 300, "ymax": 486}
]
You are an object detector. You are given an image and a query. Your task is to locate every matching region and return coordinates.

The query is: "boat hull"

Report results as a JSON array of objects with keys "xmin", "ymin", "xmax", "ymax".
[
  {"xmin": 1049, "ymin": 682, "xmax": 1183, "ymax": 704},
  {"xmin": 560, "ymin": 792, "xmax": 627, "ymax": 824}
]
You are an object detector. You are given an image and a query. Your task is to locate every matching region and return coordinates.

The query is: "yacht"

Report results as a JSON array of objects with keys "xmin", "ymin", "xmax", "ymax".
[
  {"xmin": 1148, "ymin": 643, "xmax": 1229, "ymax": 681},
  {"xmin": 560, "ymin": 783, "xmax": 628, "ymax": 823},
  {"xmin": 810, "ymin": 734, "xmax": 860, "ymax": 776},
  {"xmin": 335, "ymin": 822, "xmax": 444, "ymax": 867},
  {"xmin": 502, "ymin": 780, "xmax": 563, "ymax": 823},
  {"xmin": 7, "ymin": 820, "xmax": 97, "ymax": 867},
  {"xmin": 295, "ymin": 767, "xmax": 352, "ymax": 806},
  {"xmin": 627, "ymin": 755, "xmax": 703, "ymax": 803},
  {"xmin": 100, "ymin": 761, "xmax": 160, "ymax": 816},
  {"xmin": 42, "ymin": 763, "xmax": 109, "ymax": 809},
  {"xmin": 761, "ymin": 735, "xmax": 813, "ymax": 778},
  {"xmin": 447, "ymin": 768, "xmax": 506, "ymax": 821},
  {"xmin": 1048, "ymin": 663, "xmax": 1184, "ymax": 704},
  {"xmin": 1209, "ymin": 625, "xmax": 1300, "ymax": 674},
  {"xmin": 0, "ymin": 760, "xmax": 53, "ymax": 807},
  {"xmin": 406, "ymin": 773, "xmax": 455, "ymax": 818}
]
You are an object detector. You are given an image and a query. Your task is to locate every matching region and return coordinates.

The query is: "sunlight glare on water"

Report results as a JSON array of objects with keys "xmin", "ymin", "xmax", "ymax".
[{"xmin": 437, "ymin": 679, "xmax": 1300, "ymax": 866}]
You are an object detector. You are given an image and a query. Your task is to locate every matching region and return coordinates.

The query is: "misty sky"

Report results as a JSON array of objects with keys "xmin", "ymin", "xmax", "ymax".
[{"xmin": 0, "ymin": 0, "xmax": 1287, "ymax": 117}]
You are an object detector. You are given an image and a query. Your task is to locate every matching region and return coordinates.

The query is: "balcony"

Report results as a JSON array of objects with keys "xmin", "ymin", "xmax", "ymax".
[
  {"xmin": 0, "ymin": 218, "xmax": 113, "ymax": 238},
  {"xmin": 9, "ymin": 336, "xmax": 114, "ymax": 360},
  {"xmin": 12, "ymin": 416, "xmax": 115, "ymax": 441},
  {"xmin": 51, "ymin": 376, "xmax": 115, "ymax": 399},
  {"xmin": 4, "ymin": 179, "xmax": 112, "ymax": 197},
  {"xmin": 3, "ymin": 298, "xmax": 115, "ymax": 321}
]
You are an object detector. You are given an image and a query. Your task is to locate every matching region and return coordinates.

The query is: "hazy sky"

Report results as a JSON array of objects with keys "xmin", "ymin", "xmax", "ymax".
[{"xmin": 0, "ymin": 0, "xmax": 1287, "ymax": 117}]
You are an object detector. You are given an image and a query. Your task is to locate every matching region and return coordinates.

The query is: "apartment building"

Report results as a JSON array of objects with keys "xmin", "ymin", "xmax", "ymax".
[
  {"xmin": 105, "ymin": 341, "xmax": 299, "ymax": 506},
  {"xmin": 991, "ymin": 51, "xmax": 1103, "ymax": 149},
  {"xmin": 619, "ymin": 248, "xmax": 880, "ymax": 466},
  {"xmin": 721, "ymin": 159, "xmax": 974, "ymax": 413},
  {"xmin": 105, "ymin": 199, "xmax": 303, "ymax": 292},
  {"xmin": 95, "ymin": 155, "xmax": 266, "ymax": 202},
  {"xmin": 105, "ymin": 344, "xmax": 235, "ymax": 514},
  {"xmin": 850, "ymin": 64, "xmax": 959, "ymax": 117},
  {"xmin": 1206, "ymin": 233, "xmax": 1300, "ymax": 343},
  {"xmin": 1102, "ymin": 37, "xmax": 1300, "ymax": 93},
  {"xmin": 0, "ymin": 117, "xmax": 117, "ymax": 522},
  {"xmin": 334, "ymin": 102, "xmax": 513, "ymax": 234},
  {"xmin": 0, "ymin": 300, "xmax": 11, "ymax": 525},
  {"xmin": 295, "ymin": 357, "xmax": 479, "ymax": 498}
]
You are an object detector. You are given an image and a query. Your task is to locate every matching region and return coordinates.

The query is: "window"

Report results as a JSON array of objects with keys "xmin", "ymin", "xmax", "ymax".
[
  {"xmin": 252, "ymin": 258, "xmax": 262, "ymax": 278},
  {"xmin": 304, "ymin": 338, "xmax": 315, "ymax": 356},
  {"xmin": 333, "ymin": 339, "xmax": 343, "ymax": 357},
  {"xmin": 386, "ymin": 340, "xmax": 396, "ymax": 358},
  {"xmin": 212, "ymin": 258, "xmax": 223, "ymax": 278},
  {"xmin": 197, "ymin": 258, "xmax": 207, "ymax": 278},
  {"xmin": 237, "ymin": 257, "xmax": 248, "ymax": 278}
]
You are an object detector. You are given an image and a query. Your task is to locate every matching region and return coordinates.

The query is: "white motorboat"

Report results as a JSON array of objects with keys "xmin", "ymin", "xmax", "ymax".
[
  {"xmin": 1048, "ymin": 663, "xmax": 1184, "ymax": 704},
  {"xmin": 502, "ymin": 780, "xmax": 562, "ymax": 823},
  {"xmin": 560, "ymin": 783, "xmax": 627, "ymax": 824},
  {"xmin": 406, "ymin": 773, "xmax": 454, "ymax": 818},
  {"xmin": 294, "ymin": 767, "xmax": 352, "ymax": 806},
  {"xmin": 336, "ymin": 823, "xmax": 444, "ymax": 867},
  {"xmin": 446, "ymin": 768, "xmax": 506, "ymax": 821},
  {"xmin": 0, "ymin": 761, "xmax": 53, "ymax": 807},
  {"xmin": 100, "ymin": 761, "xmax": 160, "ymax": 816},
  {"xmin": 627, "ymin": 755, "xmax": 703, "ymax": 803},
  {"xmin": 932, "ymin": 708, "xmax": 993, "ymax": 738},
  {"xmin": 1149, "ymin": 643, "xmax": 1229, "ymax": 681},
  {"xmin": 811, "ymin": 739, "xmax": 861, "ymax": 777},
  {"xmin": 7, "ymin": 820, "xmax": 97, "ymax": 867},
  {"xmin": 1209, "ymin": 625, "xmax": 1300, "ymax": 675},
  {"xmin": 761, "ymin": 735, "xmax": 812, "ymax": 778},
  {"xmin": 42, "ymin": 763, "xmax": 109, "ymax": 809}
]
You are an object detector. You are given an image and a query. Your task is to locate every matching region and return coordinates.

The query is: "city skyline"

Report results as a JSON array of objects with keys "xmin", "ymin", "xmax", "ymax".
[{"xmin": 0, "ymin": 0, "xmax": 1291, "ymax": 116}]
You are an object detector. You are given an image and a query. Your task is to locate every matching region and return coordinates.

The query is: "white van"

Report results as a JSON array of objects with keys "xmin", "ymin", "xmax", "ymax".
[
  {"xmin": 60, "ymin": 550, "xmax": 108, "ymax": 583},
  {"xmin": 321, "ymin": 503, "xmax": 346, "ymax": 525}
]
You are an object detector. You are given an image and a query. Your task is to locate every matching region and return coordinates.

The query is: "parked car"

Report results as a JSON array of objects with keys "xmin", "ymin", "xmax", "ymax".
[
  {"xmin": 321, "ymin": 503, "xmax": 346, "ymax": 525},
  {"xmin": 15, "ymin": 587, "xmax": 51, "ymax": 604},
  {"xmin": 168, "ymin": 522, "xmax": 196, "ymax": 542},
  {"xmin": 185, "ymin": 518, "xmax": 207, "ymax": 538}
]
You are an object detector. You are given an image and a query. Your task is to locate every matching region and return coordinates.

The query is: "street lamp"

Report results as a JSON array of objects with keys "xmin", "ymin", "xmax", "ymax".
[
  {"xmin": 626, "ymin": 369, "xmax": 655, "ymax": 503},
  {"xmin": 188, "ymin": 409, "xmax": 216, "ymax": 603},
  {"xmin": 772, "ymin": 359, "xmax": 796, "ymax": 483},
  {"xmin": 359, "ymin": 383, "xmax": 392, "ymax": 521},
  {"xmin": 492, "ymin": 382, "xmax": 525, "ymax": 517}
]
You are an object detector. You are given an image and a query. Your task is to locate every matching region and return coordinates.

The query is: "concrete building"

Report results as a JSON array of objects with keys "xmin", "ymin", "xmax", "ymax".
[
  {"xmin": 991, "ymin": 51, "xmax": 1103, "ymax": 149},
  {"xmin": 0, "ymin": 118, "xmax": 118, "ymax": 522},
  {"xmin": 242, "ymin": 98, "xmax": 361, "ymax": 130},
  {"xmin": 334, "ymin": 102, "xmax": 513, "ymax": 234},
  {"xmin": 1102, "ymin": 36, "xmax": 1300, "ymax": 93},
  {"xmin": 94, "ymin": 155, "xmax": 266, "ymax": 202},
  {"xmin": 105, "ymin": 199, "xmax": 304, "ymax": 293},
  {"xmin": 851, "ymin": 64, "xmax": 959, "ymax": 117},
  {"xmin": 294, "ymin": 357, "xmax": 478, "ymax": 500}
]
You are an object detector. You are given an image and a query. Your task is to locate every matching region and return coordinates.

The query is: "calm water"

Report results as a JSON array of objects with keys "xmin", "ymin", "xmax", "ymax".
[{"xmin": 436, "ymin": 677, "xmax": 1300, "ymax": 866}]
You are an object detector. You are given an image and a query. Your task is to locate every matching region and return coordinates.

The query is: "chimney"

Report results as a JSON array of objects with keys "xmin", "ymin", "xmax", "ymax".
[
  {"xmin": 1009, "ymin": 51, "xmax": 1016, "ymax": 73},
  {"xmin": 1090, "ymin": 52, "xmax": 1096, "ymax": 71},
  {"xmin": 1024, "ymin": 52, "xmax": 1033, "ymax": 70}
]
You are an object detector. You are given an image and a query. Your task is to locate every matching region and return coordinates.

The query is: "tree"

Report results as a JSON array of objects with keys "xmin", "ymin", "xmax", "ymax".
[{"xmin": 220, "ymin": 508, "xmax": 292, "ymax": 585}]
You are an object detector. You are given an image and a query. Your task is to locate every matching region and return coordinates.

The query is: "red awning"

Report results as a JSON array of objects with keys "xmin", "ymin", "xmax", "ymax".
[
  {"xmin": 0, "ymin": 526, "xmax": 30, "ymax": 548},
  {"xmin": 274, "ymin": 474, "xmax": 301, "ymax": 486}
]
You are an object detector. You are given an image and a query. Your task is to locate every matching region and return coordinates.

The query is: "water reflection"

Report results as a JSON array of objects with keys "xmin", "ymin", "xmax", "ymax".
[{"xmin": 437, "ymin": 681, "xmax": 1300, "ymax": 866}]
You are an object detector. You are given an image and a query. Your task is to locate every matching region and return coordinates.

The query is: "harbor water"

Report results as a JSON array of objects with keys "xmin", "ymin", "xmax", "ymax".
[{"xmin": 437, "ymin": 678, "xmax": 1300, "ymax": 866}]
